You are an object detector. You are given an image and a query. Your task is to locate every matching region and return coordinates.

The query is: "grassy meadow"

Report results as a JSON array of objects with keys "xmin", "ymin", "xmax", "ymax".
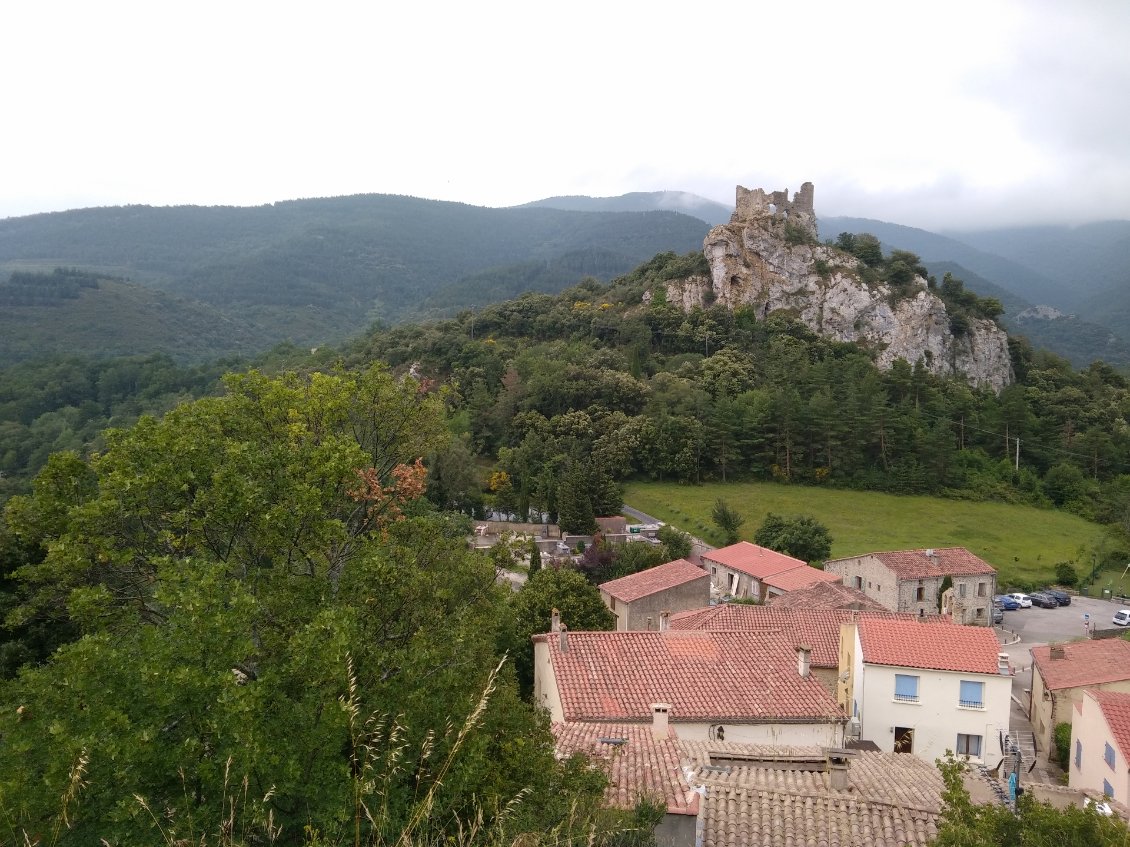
[{"xmin": 624, "ymin": 481, "xmax": 1107, "ymax": 588}]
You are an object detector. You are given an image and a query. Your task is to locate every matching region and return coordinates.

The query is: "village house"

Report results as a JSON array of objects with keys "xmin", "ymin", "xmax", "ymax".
[
  {"xmin": 598, "ymin": 558, "xmax": 710, "ymax": 631},
  {"xmin": 823, "ymin": 547, "xmax": 998, "ymax": 625},
  {"xmin": 839, "ymin": 617, "xmax": 1012, "ymax": 768},
  {"xmin": 1069, "ymin": 689, "xmax": 1130, "ymax": 805},
  {"xmin": 766, "ymin": 579, "xmax": 890, "ymax": 611},
  {"xmin": 669, "ymin": 604, "xmax": 946, "ymax": 696},
  {"xmin": 699, "ymin": 541, "xmax": 816, "ymax": 602},
  {"xmin": 1030, "ymin": 638, "xmax": 1130, "ymax": 760},
  {"xmin": 532, "ymin": 624, "xmax": 845, "ymax": 746},
  {"xmin": 553, "ymin": 720, "xmax": 950, "ymax": 847}
]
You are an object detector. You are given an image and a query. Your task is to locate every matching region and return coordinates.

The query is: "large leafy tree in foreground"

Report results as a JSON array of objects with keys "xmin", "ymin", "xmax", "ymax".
[{"xmin": 0, "ymin": 366, "xmax": 604, "ymax": 845}]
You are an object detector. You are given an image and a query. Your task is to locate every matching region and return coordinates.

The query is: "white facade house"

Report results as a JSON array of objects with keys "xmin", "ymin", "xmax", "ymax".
[{"xmin": 839, "ymin": 618, "xmax": 1012, "ymax": 769}]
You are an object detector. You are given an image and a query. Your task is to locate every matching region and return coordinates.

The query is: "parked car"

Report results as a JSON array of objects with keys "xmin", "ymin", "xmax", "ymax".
[
  {"xmin": 994, "ymin": 594, "xmax": 1020, "ymax": 610},
  {"xmin": 1029, "ymin": 591, "xmax": 1058, "ymax": 608},
  {"xmin": 1114, "ymin": 609, "xmax": 1130, "ymax": 626},
  {"xmin": 1045, "ymin": 588, "xmax": 1071, "ymax": 606},
  {"xmin": 1007, "ymin": 593, "xmax": 1032, "ymax": 608},
  {"xmin": 992, "ymin": 606, "xmax": 1004, "ymax": 624}
]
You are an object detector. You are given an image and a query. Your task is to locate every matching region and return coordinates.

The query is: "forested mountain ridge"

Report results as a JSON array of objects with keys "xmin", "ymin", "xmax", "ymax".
[
  {"xmin": 0, "ymin": 195, "xmax": 710, "ymax": 363},
  {"xmin": 516, "ymin": 190, "xmax": 733, "ymax": 226}
]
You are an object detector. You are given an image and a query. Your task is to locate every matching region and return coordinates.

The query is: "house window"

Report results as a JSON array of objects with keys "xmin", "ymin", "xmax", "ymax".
[
  {"xmin": 854, "ymin": 576, "xmax": 863, "ymax": 589},
  {"xmin": 1105, "ymin": 742, "xmax": 1116, "ymax": 769},
  {"xmin": 956, "ymin": 734, "xmax": 982, "ymax": 757},
  {"xmin": 977, "ymin": 582, "xmax": 987, "ymax": 597},
  {"xmin": 1104, "ymin": 779, "xmax": 1114, "ymax": 799},
  {"xmin": 958, "ymin": 583, "xmax": 967, "ymax": 598},
  {"xmin": 959, "ymin": 680, "xmax": 984, "ymax": 709},
  {"xmin": 894, "ymin": 674, "xmax": 920, "ymax": 703},
  {"xmin": 1076, "ymin": 740, "xmax": 1082, "ymax": 769},
  {"xmin": 916, "ymin": 585, "xmax": 925, "ymax": 602}
]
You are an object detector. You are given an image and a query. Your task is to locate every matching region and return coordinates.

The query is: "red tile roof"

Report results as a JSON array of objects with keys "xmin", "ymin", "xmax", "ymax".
[
  {"xmin": 1031, "ymin": 639, "xmax": 1130, "ymax": 690},
  {"xmin": 552, "ymin": 722, "xmax": 697, "ymax": 815},
  {"xmin": 826, "ymin": 547, "xmax": 996, "ymax": 579},
  {"xmin": 599, "ymin": 558, "xmax": 709, "ymax": 603},
  {"xmin": 543, "ymin": 630, "xmax": 844, "ymax": 723},
  {"xmin": 1090, "ymin": 690, "xmax": 1130, "ymax": 764},
  {"xmin": 763, "ymin": 564, "xmax": 842, "ymax": 592},
  {"xmin": 767, "ymin": 580, "xmax": 889, "ymax": 611},
  {"xmin": 701, "ymin": 542, "xmax": 807, "ymax": 579},
  {"xmin": 857, "ymin": 618, "xmax": 1002, "ymax": 673},
  {"xmin": 669, "ymin": 605, "xmax": 946, "ymax": 669}
]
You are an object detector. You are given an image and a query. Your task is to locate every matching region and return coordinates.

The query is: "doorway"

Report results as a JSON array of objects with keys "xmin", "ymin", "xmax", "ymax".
[{"xmin": 894, "ymin": 727, "xmax": 914, "ymax": 753}]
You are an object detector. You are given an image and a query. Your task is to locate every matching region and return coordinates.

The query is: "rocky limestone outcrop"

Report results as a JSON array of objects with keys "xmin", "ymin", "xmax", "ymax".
[{"xmin": 657, "ymin": 183, "xmax": 1013, "ymax": 392}]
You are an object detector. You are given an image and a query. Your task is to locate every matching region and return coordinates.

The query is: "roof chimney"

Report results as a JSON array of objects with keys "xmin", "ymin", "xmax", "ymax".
[
  {"xmin": 797, "ymin": 644, "xmax": 812, "ymax": 678},
  {"xmin": 652, "ymin": 703, "xmax": 671, "ymax": 739},
  {"xmin": 550, "ymin": 608, "xmax": 561, "ymax": 633},
  {"xmin": 1049, "ymin": 645, "xmax": 1065, "ymax": 660},
  {"xmin": 659, "ymin": 610, "xmax": 671, "ymax": 632},
  {"xmin": 998, "ymin": 653, "xmax": 1011, "ymax": 676},
  {"xmin": 559, "ymin": 624, "xmax": 568, "ymax": 653},
  {"xmin": 825, "ymin": 748, "xmax": 852, "ymax": 791}
]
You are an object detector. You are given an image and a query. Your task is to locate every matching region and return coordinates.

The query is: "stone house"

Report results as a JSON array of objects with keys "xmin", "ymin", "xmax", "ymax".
[
  {"xmin": 823, "ymin": 547, "xmax": 997, "ymax": 625},
  {"xmin": 598, "ymin": 559, "xmax": 710, "ymax": 631},
  {"xmin": 699, "ymin": 541, "xmax": 808, "ymax": 601},
  {"xmin": 839, "ymin": 618, "xmax": 1013, "ymax": 769},
  {"xmin": 1030, "ymin": 639, "xmax": 1130, "ymax": 760},
  {"xmin": 532, "ymin": 626, "xmax": 846, "ymax": 746},
  {"xmin": 1069, "ymin": 689, "xmax": 1130, "ymax": 805}
]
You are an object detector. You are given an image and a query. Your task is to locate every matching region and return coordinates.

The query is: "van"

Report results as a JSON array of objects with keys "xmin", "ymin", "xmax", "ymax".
[{"xmin": 1114, "ymin": 609, "xmax": 1130, "ymax": 627}]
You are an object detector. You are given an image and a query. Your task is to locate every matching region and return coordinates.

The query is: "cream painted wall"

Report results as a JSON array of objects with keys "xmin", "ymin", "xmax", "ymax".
[
  {"xmin": 1031, "ymin": 674, "xmax": 1130, "ymax": 758},
  {"xmin": 1069, "ymin": 693, "xmax": 1130, "ymax": 803},
  {"xmin": 854, "ymin": 656, "xmax": 1011, "ymax": 769}
]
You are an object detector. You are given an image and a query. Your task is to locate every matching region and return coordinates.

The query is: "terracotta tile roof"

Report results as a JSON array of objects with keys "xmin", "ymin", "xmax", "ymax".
[
  {"xmin": 1090, "ymin": 690, "xmax": 1130, "ymax": 765},
  {"xmin": 1032, "ymin": 638, "xmax": 1130, "ymax": 690},
  {"xmin": 669, "ymin": 605, "xmax": 944, "ymax": 669},
  {"xmin": 763, "ymin": 564, "xmax": 842, "ymax": 591},
  {"xmin": 688, "ymin": 746, "xmax": 944, "ymax": 847},
  {"xmin": 551, "ymin": 722, "xmax": 697, "ymax": 814},
  {"xmin": 599, "ymin": 558, "xmax": 709, "ymax": 603},
  {"xmin": 766, "ymin": 580, "xmax": 889, "ymax": 611},
  {"xmin": 857, "ymin": 618, "xmax": 1001, "ymax": 673},
  {"xmin": 826, "ymin": 547, "xmax": 997, "ymax": 580},
  {"xmin": 701, "ymin": 542, "xmax": 807, "ymax": 579},
  {"xmin": 544, "ymin": 630, "xmax": 844, "ymax": 722}
]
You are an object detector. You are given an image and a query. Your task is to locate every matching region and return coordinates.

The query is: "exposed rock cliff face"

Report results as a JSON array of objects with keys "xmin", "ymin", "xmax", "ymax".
[{"xmin": 657, "ymin": 184, "xmax": 1013, "ymax": 392}]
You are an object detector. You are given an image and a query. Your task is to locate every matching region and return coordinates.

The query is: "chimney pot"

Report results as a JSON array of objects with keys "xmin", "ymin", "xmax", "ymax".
[
  {"xmin": 797, "ymin": 644, "xmax": 812, "ymax": 678},
  {"xmin": 659, "ymin": 610, "xmax": 671, "ymax": 632},
  {"xmin": 559, "ymin": 624, "xmax": 568, "ymax": 652},
  {"xmin": 551, "ymin": 609, "xmax": 561, "ymax": 633},
  {"xmin": 651, "ymin": 702, "xmax": 671, "ymax": 739}
]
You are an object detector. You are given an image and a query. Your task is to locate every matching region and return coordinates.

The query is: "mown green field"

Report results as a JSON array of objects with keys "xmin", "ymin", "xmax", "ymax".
[{"xmin": 624, "ymin": 481, "xmax": 1106, "ymax": 588}]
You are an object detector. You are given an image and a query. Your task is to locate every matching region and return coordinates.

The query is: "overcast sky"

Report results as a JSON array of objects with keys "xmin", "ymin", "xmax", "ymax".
[{"xmin": 2, "ymin": 0, "xmax": 1128, "ymax": 231}]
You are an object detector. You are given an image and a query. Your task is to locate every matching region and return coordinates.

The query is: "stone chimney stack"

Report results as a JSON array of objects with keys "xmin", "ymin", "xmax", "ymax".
[
  {"xmin": 826, "ymin": 749, "xmax": 852, "ymax": 791},
  {"xmin": 1050, "ymin": 645, "xmax": 1065, "ymax": 660},
  {"xmin": 559, "ymin": 624, "xmax": 568, "ymax": 653},
  {"xmin": 797, "ymin": 645, "xmax": 812, "ymax": 678},
  {"xmin": 998, "ymin": 653, "xmax": 1011, "ymax": 675},
  {"xmin": 659, "ymin": 610, "xmax": 671, "ymax": 632},
  {"xmin": 652, "ymin": 703, "xmax": 671, "ymax": 739},
  {"xmin": 550, "ymin": 609, "xmax": 561, "ymax": 633}
]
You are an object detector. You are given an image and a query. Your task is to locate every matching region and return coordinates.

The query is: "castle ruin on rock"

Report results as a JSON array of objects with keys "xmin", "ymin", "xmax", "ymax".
[{"xmin": 655, "ymin": 182, "xmax": 1013, "ymax": 392}]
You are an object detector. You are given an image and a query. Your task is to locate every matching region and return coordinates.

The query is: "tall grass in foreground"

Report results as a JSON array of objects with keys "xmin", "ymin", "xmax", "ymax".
[{"xmin": 10, "ymin": 656, "xmax": 650, "ymax": 847}]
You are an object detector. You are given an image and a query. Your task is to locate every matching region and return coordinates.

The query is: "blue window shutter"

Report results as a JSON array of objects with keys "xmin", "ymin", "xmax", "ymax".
[
  {"xmin": 1076, "ymin": 740, "xmax": 1082, "ymax": 768},
  {"xmin": 1106, "ymin": 742, "xmax": 1116, "ymax": 768},
  {"xmin": 1104, "ymin": 778, "xmax": 1114, "ymax": 798},
  {"xmin": 959, "ymin": 680, "xmax": 984, "ymax": 706},
  {"xmin": 894, "ymin": 674, "xmax": 918, "ymax": 699}
]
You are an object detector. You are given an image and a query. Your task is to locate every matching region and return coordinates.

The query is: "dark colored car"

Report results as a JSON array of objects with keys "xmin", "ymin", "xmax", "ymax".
[
  {"xmin": 994, "ymin": 594, "xmax": 1020, "ymax": 611},
  {"xmin": 992, "ymin": 606, "xmax": 1004, "ymax": 624},
  {"xmin": 1029, "ymin": 591, "xmax": 1058, "ymax": 608},
  {"xmin": 1045, "ymin": 588, "xmax": 1071, "ymax": 605}
]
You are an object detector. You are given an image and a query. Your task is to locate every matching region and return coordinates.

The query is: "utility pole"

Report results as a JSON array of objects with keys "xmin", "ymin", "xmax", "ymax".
[{"xmin": 1015, "ymin": 437, "xmax": 1020, "ymax": 472}]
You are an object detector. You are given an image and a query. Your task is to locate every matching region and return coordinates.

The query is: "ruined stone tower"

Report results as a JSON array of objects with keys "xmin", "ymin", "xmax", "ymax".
[{"xmin": 732, "ymin": 182, "xmax": 818, "ymax": 241}]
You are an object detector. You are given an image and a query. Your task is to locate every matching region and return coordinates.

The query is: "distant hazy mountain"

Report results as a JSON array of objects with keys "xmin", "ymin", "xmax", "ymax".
[
  {"xmin": 518, "ymin": 191, "xmax": 733, "ymax": 226},
  {"xmin": 0, "ymin": 195, "xmax": 709, "ymax": 363}
]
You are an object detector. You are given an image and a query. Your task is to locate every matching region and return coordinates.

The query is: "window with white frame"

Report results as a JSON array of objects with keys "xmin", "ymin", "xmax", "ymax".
[
  {"xmin": 956, "ymin": 734, "xmax": 982, "ymax": 757},
  {"xmin": 894, "ymin": 674, "xmax": 920, "ymax": 703},
  {"xmin": 1106, "ymin": 742, "xmax": 1116, "ymax": 769},
  {"xmin": 958, "ymin": 680, "xmax": 985, "ymax": 709}
]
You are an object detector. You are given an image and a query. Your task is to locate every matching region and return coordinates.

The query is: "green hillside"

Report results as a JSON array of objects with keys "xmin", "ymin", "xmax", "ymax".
[{"xmin": 624, "ymin": 481, "xmax": 1099, "ymax": 588}]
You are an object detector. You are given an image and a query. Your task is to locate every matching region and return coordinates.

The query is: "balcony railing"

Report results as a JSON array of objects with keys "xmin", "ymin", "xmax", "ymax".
[{"xmin": 894, "ymin": 693, "xmax": 919, "ymax": 703}]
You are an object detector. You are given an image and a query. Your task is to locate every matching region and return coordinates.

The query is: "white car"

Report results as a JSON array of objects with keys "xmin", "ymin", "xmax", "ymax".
[
  {"xmin": 1113, "ymin": 609, "xmax": 1130, "ymax": 627},
  {"xmin": 1008, "ymin": 593, "xmax": 1032, "ymax": 608}
]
